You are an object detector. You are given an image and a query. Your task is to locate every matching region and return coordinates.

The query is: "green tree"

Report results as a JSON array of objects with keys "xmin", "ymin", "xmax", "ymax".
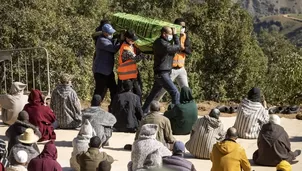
[{"xmin": 259, "ymin": 30, "xmax": 302, "ymax": 104}]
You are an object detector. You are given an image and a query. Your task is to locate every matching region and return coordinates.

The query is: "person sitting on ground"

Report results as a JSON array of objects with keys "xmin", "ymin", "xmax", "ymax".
[
  {"xmin": 50, "ymin": 73, "xmax": 82, "ymax": 129},
  {"xmin": 276, "ymin": 160, "xmax": 292, "ymax": 171},
  {"xmin": 7, "ymin": 150, "xmax": 28, "ymax": 171},
  {"xmin": 129, "ymin": 124, "xmax": 171, "ymax": 171},
  {"xmin": 185, "ymin": 108, "xmax": 225, "ymax": 159},
  {"xmin": 111, "ymin": 80, "xmax": 143, "ymax": 133},
  {"xmin": 0, "ymin": 82, "xmax": 28, "ymax": 125},
  {"xmin": 8, "ymin": 128, "xmax": 40, "ymax": 165},
  {"xmin": 77, "ymin": 136, "xmax": 114, "ymax": 171},
  {"xmin": 98, "ymin": 160, "xmax": 112, "ymax": 171},
  {"xmin": 82, "ymin": 95, "xmax": 116, "ymax": 146},
  {"xmin": 253, "ymin": 115, "xmax": 301, "ymax": 166},
  {"xmin": 6, "ymin": 111, "xmax": 41, "ymax": 154},
  {"xmin": 210, "ymin": 127, "xmax": 251, "ymax": 171},
  {"xmin": 164, "ymin": 86, "xmax": 197, "ymax": 135},
  {"xmin": 70, "ymin": 119, "xmax": 95, "ymax": 171},
  {"xmin": 233, "ymin": 87, "xmax": 269, "ymax": 139},
  {"xmin": 135, "ymin": 101, "xmax": 175, "ymax": 148},
  {"xmin": 0, "ymin": 139, "xmax": 9, "ymax": 168},
  {"xmin": 162, "ymin": 141, "xmax": 196, "ymax": 171},
  {"xmin": 23, "ymin": 89, "xmax": 56, "ymax": 142},
  {"xmin": 28, "ymin": 141, "xmax": 62, "ymax": 171}
]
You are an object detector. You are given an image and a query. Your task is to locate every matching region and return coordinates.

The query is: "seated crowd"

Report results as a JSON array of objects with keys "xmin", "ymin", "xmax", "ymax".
[{"xmin": 0, "ymin": 75, "xmax": 300, "ymax": 171}]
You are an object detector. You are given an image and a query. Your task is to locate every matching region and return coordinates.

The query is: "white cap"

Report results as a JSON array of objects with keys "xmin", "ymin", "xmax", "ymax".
[
  {"xmin": 270, "ymin": 114, "xmax": 281, "ymax": 125},
  {"xmin": 15, "ymin": 150, "xmax": 28, "ymax": 164}
]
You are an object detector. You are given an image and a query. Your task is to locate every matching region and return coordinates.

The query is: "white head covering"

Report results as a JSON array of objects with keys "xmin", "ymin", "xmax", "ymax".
[
  {"xmin": 15, "ymin": 150, "xmax": 28, "ymax": 164},
  {"xmin": 270, "ymin": 114, "xmax": 281, "ymax": 125},
  {"xmin": 10, "ymin": 82, "xmax": 26, "ymax": 95}
]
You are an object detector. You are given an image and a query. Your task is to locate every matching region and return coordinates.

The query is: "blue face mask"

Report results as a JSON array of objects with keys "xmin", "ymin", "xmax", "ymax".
[{"xmin": 167, "ymin": 35, "xmax": 173, "ymax": 41}]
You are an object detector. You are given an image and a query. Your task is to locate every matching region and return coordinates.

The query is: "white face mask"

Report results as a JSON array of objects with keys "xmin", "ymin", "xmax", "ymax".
[
  {"xmin": 181, "ymin": 28, "xmax": 186, "ymax": 34},
  {"xmin": 167, "ymin": 35, "xmax": 173, "ymax": 41},
  {"xmin": 107, "ymin": 35, "xmax": 113, "ymax": 39}
]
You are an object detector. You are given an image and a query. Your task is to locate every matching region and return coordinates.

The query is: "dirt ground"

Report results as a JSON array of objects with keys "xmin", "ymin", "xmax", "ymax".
[{"xmin": 82, "ymin": 100, "xmax": 300, "ymax": 119}]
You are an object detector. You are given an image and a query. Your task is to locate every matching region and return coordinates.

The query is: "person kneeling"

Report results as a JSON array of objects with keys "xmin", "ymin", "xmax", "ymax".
[{"xmin": 253, "ymin": 115, "xmax": 301, "ymax": 166}]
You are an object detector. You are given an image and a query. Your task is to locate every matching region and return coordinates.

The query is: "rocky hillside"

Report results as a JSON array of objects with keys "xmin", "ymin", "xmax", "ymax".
[{"xmin": 236, "ymin": 0, "xmax": 302, "ymax": 16}]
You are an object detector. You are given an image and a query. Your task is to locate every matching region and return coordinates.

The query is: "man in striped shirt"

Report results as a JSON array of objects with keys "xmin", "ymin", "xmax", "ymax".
[
  {"xmin": 233, "ymin": 87, "xmax": 269, "ymax": 139},
  {"xmin": 185, "ymin": 109, "xmax": 225, "ymax": 159}
]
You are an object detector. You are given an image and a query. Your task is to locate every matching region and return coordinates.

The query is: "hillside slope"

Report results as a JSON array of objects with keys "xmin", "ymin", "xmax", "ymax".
[{"xmin": 237, "ymin": 0, "xmax": 302, "ymax": 16}]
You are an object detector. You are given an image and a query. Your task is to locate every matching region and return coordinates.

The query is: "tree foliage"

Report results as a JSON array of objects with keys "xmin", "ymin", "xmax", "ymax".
[{"xmin": 0, "ymin": 0, "xmax": 301, "ymax": 104}]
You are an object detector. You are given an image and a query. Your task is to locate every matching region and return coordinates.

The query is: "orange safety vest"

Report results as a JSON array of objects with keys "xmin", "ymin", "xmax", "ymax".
[
  {"xmin": 117, "ymin": 43, "xmax": 138, "ymax": 80},
  {"xmin": 173, "ymin": 33, "xmax": 187, "ymax": 68}
]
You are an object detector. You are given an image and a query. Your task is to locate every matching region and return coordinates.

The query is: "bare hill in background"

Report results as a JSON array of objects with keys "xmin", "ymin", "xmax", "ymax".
[
  {"xmin": 193, "ymin": 0, "xmax": 302, "ymax": 16},
  {"xmin": 238, "ymin": 0, "xmax": 302, "ymax": 16}
]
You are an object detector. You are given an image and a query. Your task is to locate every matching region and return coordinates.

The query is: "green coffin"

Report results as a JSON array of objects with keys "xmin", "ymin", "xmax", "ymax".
[{"xmin": 112, "ymin": 13, "xmax": 182, "ymax": 52}]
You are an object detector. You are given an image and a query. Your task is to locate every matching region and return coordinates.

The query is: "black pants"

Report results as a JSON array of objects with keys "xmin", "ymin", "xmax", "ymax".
[{"xmin": 91, "ymin": 72, "xmax": 117, "ymax": 106}]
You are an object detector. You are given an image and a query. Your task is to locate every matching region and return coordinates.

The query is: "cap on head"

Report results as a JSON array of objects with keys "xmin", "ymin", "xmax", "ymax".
[
  {"xmin": 102, "ymin": 24, "xmax": 116, "ymax": 34},
  {"xmin": 209, "ymin": 108, "xmax": 220, "ymax": 119},
  {"xmin": 124, "ymin": 30, "xmax": 138, "ymax": 41},
  {"xmin": 270, "ymin": 114, "xmax": 281, "ymax": 125},
  {"xmin": 173, "ymin": 141, "xmax": 185, "ymax": 155},
  {"xmin": 150, "ymin": 101, "xmax": 160, "ymax": 112}
]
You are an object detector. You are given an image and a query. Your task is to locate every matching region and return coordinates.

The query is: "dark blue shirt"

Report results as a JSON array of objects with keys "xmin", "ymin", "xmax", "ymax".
[{"xmin": 93, "ymin": 35, "xmax": 121, "ymax": 75}]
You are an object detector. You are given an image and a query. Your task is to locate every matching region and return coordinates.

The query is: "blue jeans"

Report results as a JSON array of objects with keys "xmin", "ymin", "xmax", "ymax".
[{"xmin": 142, "ymin": 72, "xmax": 180, "ymax": 113}]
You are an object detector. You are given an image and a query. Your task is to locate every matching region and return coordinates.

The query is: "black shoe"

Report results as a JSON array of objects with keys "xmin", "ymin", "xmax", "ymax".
[{"xmin": 124, "ymin": 144, "xmax": 132, "ymax": 151}]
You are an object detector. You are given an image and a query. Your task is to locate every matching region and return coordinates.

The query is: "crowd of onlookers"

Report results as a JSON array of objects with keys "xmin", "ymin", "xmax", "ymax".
[
  {"xmin": 0, "ymin": 18, "xmax": 300, "ymax": 171},
  {"xmin": 0, "ymin": 74, "xmax": 300, "ymax": 171}
]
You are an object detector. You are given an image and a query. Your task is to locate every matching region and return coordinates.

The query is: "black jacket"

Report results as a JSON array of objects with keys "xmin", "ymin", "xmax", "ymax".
[
  {"xmin": 153, "ymin": 35, "xmax": 180, "ymax": 74},
  {"xmin": 111, "ymin": 91, "xmax": 143, "ymax": 131},
  {"xmin": 162, "ymin": 155, "xmax": 196, "ymax": 171},
  {"xmin": 5, "ymin": 120, "xmax": 41, "ymax": 154}
]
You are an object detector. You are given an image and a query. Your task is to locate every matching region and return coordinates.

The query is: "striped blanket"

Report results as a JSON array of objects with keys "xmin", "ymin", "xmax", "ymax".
[{"xmin": 233, "ymin": 98, "xmax": 269, "ymax": 139}]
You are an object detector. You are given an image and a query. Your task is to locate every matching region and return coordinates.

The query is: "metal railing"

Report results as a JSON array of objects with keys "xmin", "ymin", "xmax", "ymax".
[{"xmin": 0, "ymin": 47, "xmax": 50, "ymax": 96}]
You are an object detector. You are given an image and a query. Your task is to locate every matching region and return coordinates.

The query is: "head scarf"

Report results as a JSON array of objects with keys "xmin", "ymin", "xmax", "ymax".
[
  {"xmin": 38, "ymin": 141, "xmax": 57, "ymax": 160},
  {"xmin": 247, "ymin": 87, "xmax": 261, "ymax": 102},
  {"xmin": 10, "ymin": 82, "xmax": 26, "ymax": 95},
  {"xmin": 91, "ymin": 94, "xmax": 102, "ymax": 107},
  {"xmin": 180, "ymin": 86, "xmax": 194, "ymax": 104},
  {"xmin": 77, "ymin": 119, "xmax": 95, "ymax": 139},
  {"xmin": 138, "ymin": 124, "xmax": 158, "ymax": 140},
  {"xmin": 28, "ymin": 89, "xmax": 44, "ymax": 105}
]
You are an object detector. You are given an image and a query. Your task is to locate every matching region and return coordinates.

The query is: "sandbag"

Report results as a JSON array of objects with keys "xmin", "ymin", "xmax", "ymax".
[{"xmin": 112, "ymin": 13, "xmax": 182, "ymax": 52}]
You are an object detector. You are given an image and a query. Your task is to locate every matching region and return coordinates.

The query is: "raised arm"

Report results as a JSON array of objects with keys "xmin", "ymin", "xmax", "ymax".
[{"xmin": 98, "ymin": 38, "xmax": 121, "ymax": 53}]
